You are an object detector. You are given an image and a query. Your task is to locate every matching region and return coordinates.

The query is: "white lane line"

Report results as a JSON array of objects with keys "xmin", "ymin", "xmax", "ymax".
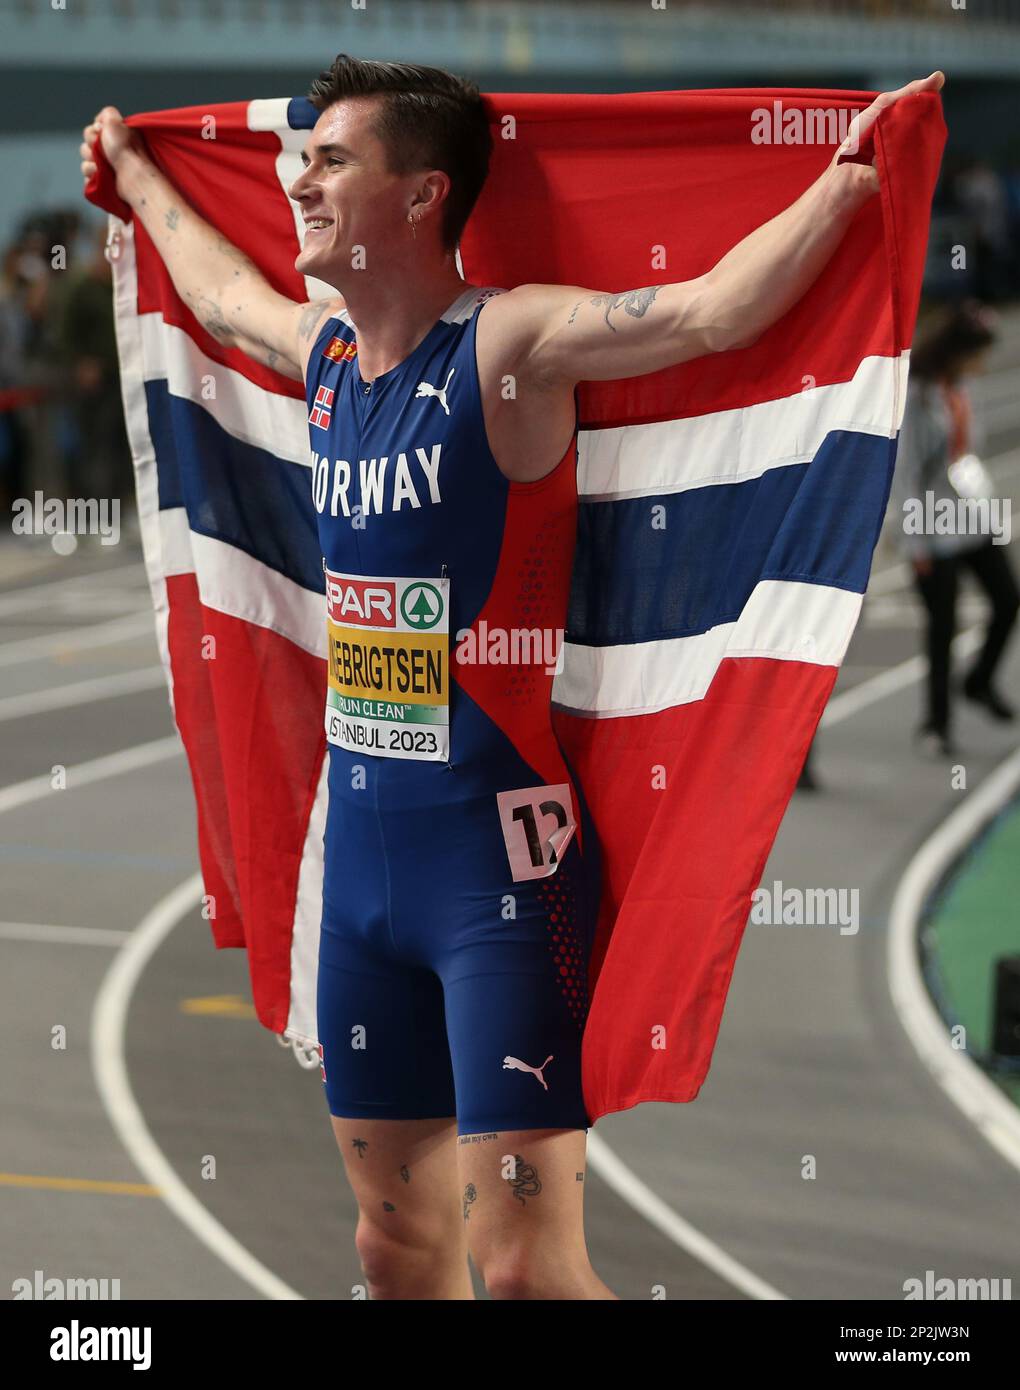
[
  {"xmin": 591, "ymin": 540, "xmax": 1014, "ymax": 1293},
  {"xmin": 0, "ymin": 561, "xmax": 146, "ymax": 618},
  {"xmin": 586, "ymin": 1134, "xmax": 786, "ymax": 1300},
  {"xmin": 0, "ymin": 667, "xmax": 168, "ymax": 722},
  {"xmin": 0, "ymin": 736, "xmax": 182, "ymax": 815},
  {"xmin": 0, "ymin": 921, "xmax": 131, "ymax": 947},
  {"xmin": 887, "ymin": 748, "xmax": 1020, "ymax": 1175},
  {"xmin": 0, "ymin": 732, "xmax": 301, "ymax": 1298},
  {"xmin": 0, "ymin": 613, "xmax": 155, "ymax": 667},
  {"xmin": 91, "ymin": 875, "xmax": 303, "ymax": 1301},
  {"xmin": 2, "ymin": 485, "xmax": 1010, "ymax": 1303},
  {"xmin": 821, "ymin": 627, "xmax": 983, "ymax": 727}
]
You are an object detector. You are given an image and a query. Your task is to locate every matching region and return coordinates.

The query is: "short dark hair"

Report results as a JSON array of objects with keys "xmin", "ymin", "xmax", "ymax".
[{"xmin": 306, "ymin": 53, "xmax": 492, "ymax": 251}]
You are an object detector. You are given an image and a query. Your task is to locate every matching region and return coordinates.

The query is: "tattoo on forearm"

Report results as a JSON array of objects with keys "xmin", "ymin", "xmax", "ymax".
[
  {"xmin": 568, "ymin": 285, "xmax": 662, "ymax": 332},
  {"xmin": 463, "ymin": 1183, "xmax": 477, "ymax": 1220},
  {"xmin": 165, "ymin": 207, "xmax": 180, "ymax": 231},
  {"xmin": 508, "ymin": 1155, "xmax": 542, "ymax": 1205}
]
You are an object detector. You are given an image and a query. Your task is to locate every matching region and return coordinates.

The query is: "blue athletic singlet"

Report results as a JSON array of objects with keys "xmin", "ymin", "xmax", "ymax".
[{"xmin": 305, "ymin": 283, "xmax": 601, "ymax": 1135}]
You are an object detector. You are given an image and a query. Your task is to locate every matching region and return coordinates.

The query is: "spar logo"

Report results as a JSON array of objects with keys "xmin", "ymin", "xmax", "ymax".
[
  {"xmin": 400, "ymin": 582, "xmax": 443, "ymax": 631},
  {"xmin": 325, "ymin": 573, "xmax": 396, "ymax": 627}
]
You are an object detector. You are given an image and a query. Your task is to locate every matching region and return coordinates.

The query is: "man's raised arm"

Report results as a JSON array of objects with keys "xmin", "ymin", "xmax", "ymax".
[
  {"xmin": 493, "ymin": 73, "xmax": 944, "ymax": 389},
  {"xmin": 80, "ymin": 105, "xmax": 341, "ymax": 381}
]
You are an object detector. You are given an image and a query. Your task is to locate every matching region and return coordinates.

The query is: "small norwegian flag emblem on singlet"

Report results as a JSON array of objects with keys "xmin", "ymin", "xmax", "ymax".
[{"xmin": 309, "ymin": 384, "xmax": 334, "ymax": 429}]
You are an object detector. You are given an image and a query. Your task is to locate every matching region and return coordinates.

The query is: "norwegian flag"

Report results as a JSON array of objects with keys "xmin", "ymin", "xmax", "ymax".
[
  {"xmin": 85, "ymin": 88, "xmax": 944, "ymax": 1122},
  {"xmin": 308, "ymin": 383, "xmax": 333, "ymax": 429}
]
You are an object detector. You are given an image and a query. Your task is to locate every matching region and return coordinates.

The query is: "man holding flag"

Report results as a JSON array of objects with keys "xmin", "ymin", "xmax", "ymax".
[{"xmin": 81, "ymin": 55, "xmax": 944, "ymax": 1300}]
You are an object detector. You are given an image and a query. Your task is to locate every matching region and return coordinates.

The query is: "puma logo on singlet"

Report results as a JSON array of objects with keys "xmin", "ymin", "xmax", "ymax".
[
  {"xmin": 503, "ymin": 1054, "xmax": 554, "ymax": 1090},
  {"xmin": 415, "ymin": 366, "xmax": 455, "ymax": 415}
]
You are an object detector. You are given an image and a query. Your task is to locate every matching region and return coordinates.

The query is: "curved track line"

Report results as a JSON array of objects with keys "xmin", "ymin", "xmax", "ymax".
[
  {"xmin": 6, "ymin": 549, "xmax": 1014, "ymax": 1298},
  {"xmin": 887, "ymin": 747, "xmax": 1020, "ymax": 1176},
  {"xmin": 91, "ymin": 874, "xmax": 304, "ymax": 1301},
  {"xmin": 586, "ymin": 1134, "xmax": 786, "ymax": 1299}
]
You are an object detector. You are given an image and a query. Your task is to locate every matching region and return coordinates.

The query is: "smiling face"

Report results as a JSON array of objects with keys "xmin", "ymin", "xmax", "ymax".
[{"xmin": 288, "ymin": 97, "xmax": 440, "ymax": 288}]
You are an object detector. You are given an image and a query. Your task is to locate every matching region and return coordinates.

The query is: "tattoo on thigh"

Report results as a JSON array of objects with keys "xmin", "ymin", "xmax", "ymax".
[
  {"xmin": 463, "ymin": 1183, "xmax": 477, "ymax": 1221},
  {"xmin": 457, "ymin": 1132, "xmax": 499, "ymax": 1145},
  {"xmin": 351, "ymin": 1137, "xmax": 368, "ymax": 1157},
  {"xmin": 508, "ymin": 1155, "xmax": 542, "ymax": 1205}
]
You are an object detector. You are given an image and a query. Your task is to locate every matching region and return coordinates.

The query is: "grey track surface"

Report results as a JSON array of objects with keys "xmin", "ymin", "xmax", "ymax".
[{"xmin": 2, "ymin": 320, "xmax": 1019, "ymax": 1301}]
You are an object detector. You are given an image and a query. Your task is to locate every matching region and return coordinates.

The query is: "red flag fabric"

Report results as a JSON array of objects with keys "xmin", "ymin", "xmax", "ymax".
[{"xmin": 86, "ymin": 87, "xmax": 945, "ymax": 1120}]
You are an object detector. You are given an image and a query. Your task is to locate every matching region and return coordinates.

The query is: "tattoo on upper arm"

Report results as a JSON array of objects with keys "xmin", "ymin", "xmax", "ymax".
[
  {"xmin": 297, "ymin": 300, "xmax": 328, "ymax": 341},
  {"xmin": 213, "ymin": 232, "xmax": 254, "ymax": 271},
  {"xmin": 253, "ymin": 336, "xmax": 280, "ymax": 370},
  {"xmin": 567, "ymin": 285, "xmax": 662, "ymax": 332},
  {"xmin": 192, "ymin": 293, "xmax": 232, "ymax": 344}
]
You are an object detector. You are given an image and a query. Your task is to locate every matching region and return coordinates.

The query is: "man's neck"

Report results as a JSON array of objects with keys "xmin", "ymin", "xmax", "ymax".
[{"xmin": 339, "ymin": 265, "xmax": 470, "ymax": 382}]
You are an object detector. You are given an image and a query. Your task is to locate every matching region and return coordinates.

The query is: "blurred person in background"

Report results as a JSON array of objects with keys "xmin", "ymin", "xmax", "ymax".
[
  {"xmin": 0, "ymin": 242, "xmax": 32, "ymax": 514},
  {"xmin": 890, "ymin": 301, "xmax": 1019, "ymax": 757},
  {"xmin": 14, "ymin": 209, "xmax": 86, "ymax": 502},
  {"xmin": 953, "ymin": 159, "xmax": 1012, "ymax": 304},
  {"xmin": 55, "ymin": 221, "xmax": 133, "ymax": 512}
]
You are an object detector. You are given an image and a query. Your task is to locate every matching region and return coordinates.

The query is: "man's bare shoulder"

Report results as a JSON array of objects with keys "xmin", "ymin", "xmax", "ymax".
[{"xmin": 475, "ymin": 282, "xmax": 583, "ymax": 387}]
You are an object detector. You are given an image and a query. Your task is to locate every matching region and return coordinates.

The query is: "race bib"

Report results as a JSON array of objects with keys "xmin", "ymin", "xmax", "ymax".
[
  {"xmin": 323, "ymin": 564, "xmax": 450, "ymax": 761},
  {"xmin": 496, "ymin": 784, "xmax": 576, "ymax": 881}
]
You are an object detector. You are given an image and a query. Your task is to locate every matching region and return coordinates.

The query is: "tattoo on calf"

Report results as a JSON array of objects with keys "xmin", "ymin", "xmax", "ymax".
[{"xmin": 568, "ymin": 285, "xmax": 662, "ymax": 332}]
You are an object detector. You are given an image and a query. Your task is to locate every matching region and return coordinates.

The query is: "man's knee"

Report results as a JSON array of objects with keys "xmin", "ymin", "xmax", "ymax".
[
  {"xmin": 354, "ymin": 1215, "xmax": 455, "ymax": 1297},
  {"xmin": 471, "ymin": 1238, "xmax": 588, "ymax": 1301}
]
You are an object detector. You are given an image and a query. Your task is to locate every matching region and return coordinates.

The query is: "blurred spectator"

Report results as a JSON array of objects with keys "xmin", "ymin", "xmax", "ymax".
[
  {"xmin": 889, "ymin": 302, "xmax": 1019, "ymax": 756},
  {"xmin": 54, "ymin": 223, "xmax": 133, "ymax": 506},
  {"xmin": 0, "ymin": 244, "xmax": 32, "ymax": 514},
  {"xmin": 953, "ymin": 160, "xmax": 1013, "ymax": 303}
]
